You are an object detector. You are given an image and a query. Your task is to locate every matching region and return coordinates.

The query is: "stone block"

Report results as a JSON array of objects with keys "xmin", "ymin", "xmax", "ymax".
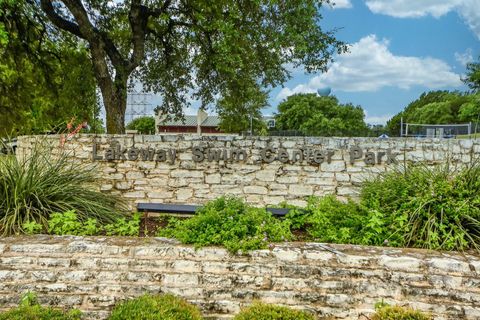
[
  {"xmin": 205, "ymin": 173, "xmax": 221, "ymax": 184},
  {"xmin": 163, "ymin": 274, "xmax": 199, "ymax": 287},
  {"xmin": 255, "ymin": 170, "xmax": 276, "ymax": 182},
  {"xmin": 244, "ymin": 186, "xmax": 268, "ymax": 195},
  {"xmin": 288, "ymin": 185, "xmax": 313, "ymax": 196}
]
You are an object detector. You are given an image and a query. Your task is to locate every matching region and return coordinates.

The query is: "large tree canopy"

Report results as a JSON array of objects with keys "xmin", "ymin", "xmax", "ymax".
[
  {"xmin": 386, "ymin": 90, "xmax": 480, "ymax": 136},
  {"xmin": 0, "ymin": 0, "xmax": 99, "ymax": 136},
  {"xmin": 35, "ymin": 0, "xmax": 347, "ymax": 133},
  {"xmin": 275, "ymin": 93, "xmax": 369, "ymax": 137}
]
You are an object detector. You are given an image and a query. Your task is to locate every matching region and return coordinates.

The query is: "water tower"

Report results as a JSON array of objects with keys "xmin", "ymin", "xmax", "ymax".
[{"xmin": 317, "ymin": 87, "xmax": 331, "ymax": 97}]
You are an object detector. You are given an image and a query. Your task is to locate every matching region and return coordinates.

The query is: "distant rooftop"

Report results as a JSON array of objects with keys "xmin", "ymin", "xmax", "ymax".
[{"xmin": 159, "ymin": 115, "xmax": 221, "ymax": 127}]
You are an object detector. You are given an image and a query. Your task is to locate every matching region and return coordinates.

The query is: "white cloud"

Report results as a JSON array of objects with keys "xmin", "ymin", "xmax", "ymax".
[
  {"xmin": 328, "ymin": 0, "xmax": 353, "ymax": 9},
  {"xmin": 365, "ymin": 0, "xmax": 480, "ymax": 39},
  {"xmin": 276, "ymin": 35, "xmax": 462, "ymax": 100},
  {"xmin": 455, "ymin": 48, "xmax": 474, "ymax": 66},
  {"xmin": 365, "ymin": 112, "xmax": 393, "ymax": 125}
]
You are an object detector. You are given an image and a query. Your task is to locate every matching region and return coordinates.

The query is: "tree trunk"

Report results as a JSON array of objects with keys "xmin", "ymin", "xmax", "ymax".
[{"xmin": 99, "ymin": 73, "xmax": 128, "ymax": 134}]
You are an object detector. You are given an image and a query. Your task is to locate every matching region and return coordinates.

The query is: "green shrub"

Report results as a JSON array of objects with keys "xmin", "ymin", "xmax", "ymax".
[
  {"xmin": 22, "ymin": 220, "xmax": 44, "ymax": 235},
  {"xmin": 0, "ymin": 292, "xmax": 82, "ymax": 320},
  {"xmin": 158, "ymin": 197, "xmax": 292, "ymax": 253},
  {"xmin": 233, "ymin": 302, "xmax": 315, "ymax": 320},
  {"xmin": 108, "ymin": 294, "xmax": 202, "ymax": 320},
  {"xmin": 47, "ymin": 210, "xmax": 101, "ymax": 236},
  {"xmin": 0, "ymin": 143, "xmax": 127, "ymax": 235},
  {"xmin": 126, "ymin": 116, "xmax": 156, "ymax": 134},
  {"xmin": 361, "ymin": 161, "xmax": 480, "ymax": 250},
  {"xmin": 104, "ymin": 212, "xmax": 142, "ymax": 236},
  {"xmin": 371, "ymin": 305, "xmax": 432, "ymax": 320}
]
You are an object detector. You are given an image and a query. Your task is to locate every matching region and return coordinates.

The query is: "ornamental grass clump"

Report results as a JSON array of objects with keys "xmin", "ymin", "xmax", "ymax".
[
  {"xmin": 234, "ymin": 302, "xmax": 316, "ymax": 320},
  {"xmin": 361, "ymin": 160, "xmax": 480, "ymax": 251},
  {"xmin": 108, "ymin": 294, "xmax": 203, "ymax": 320},
  {"xmin": 0, "ymin": 142, "xmax": 127, "ymax": 235},
  {"xmin": 158, "ymin": 196, "xmax": 292, "ymax": 253}
]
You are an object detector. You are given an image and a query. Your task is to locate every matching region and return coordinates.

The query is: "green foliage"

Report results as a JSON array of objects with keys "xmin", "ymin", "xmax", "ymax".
[
  {"xmin": 0, "ymin": 0, "xmax": 99, "ymax": 137},
  {"xmin": 464, "ymin": 56, "xmax": 480, "ymax": 92},
  {"xmin": 217, "ymin": 82, "xmax": 269, "ymax": 134},
  {"xmin": 275, "ymin": 94, "xmax": 369, "ymax": 137},
  {"xmin": 386, "ymin": 91, "xmax": 480, "ymax": 136},
  {"xmin": 0, "ymin": 292, "xmax": 82, "ymax": 320},
  {"xmin": 304, "ymin": 196, "xmax": 369, "ymax": 244},
  {"xmin": 22, "ymin": 220, "xmax": 44, "ymax": 235},
  {"xmin": 108, "ymin": 294, "xmax": 203, "ymax": 320},
  {"xmin": 286, "ymin": 196, "xmax": 384, "ymax": 245},
  {"xmin": 104, "ymin": 213, "xmax": 142, "ymax": 236},
  {"xmin": 48, "ymin": 211, "xmax": 83, "ymax": 235},
  {"xmin": 47, "ymin": 210, "xmax": 101, "ymax": 236},
  {"xmin": 126, "ymin": 116, "xmax": 156, "ymax": 134},
  {"xmin": 361, "ymin": 162, "xmax": 480, "ymax": 251},
  {"xmin": 233, "ymin": 302, "xmax": 315, "ymax": 320},
  {"xmin": 158, "ymin": 197, "xmax": 292, "ymax": 253},
  {"xmin": 31, "ymin": 0, "xmax": 347, "ymax": 133},
  {"xmin": 372, "ymin": 304, "xmax": 431, "ymax": 320},
  {"xmin": 0, "ymin": 143, "xmax": 127, "ymax": 235}
]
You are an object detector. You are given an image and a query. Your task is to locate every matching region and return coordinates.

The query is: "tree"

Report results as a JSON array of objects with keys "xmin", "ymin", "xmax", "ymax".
[
  {"xmin": 464, "ymin": 56, "xmax": 480, "ymax": 92},
  {"xmin": 126, "ymin": 116, "xmax": 156, "ymax": 134},
  {"xmin": 275, "ymin": 93, "xmax": 369, "ymax": 137},
  {"xmin": 0, "ymin": 0, "xmax": 98, "ymax": 136},
  {"xmin": 386, "ymin": 90, "xmax": 480, "ymax": 136},
  {"xmin": 217, "ymin": 80, "xmax": 267, "ymax": 134},
  {"xmin": 37, "ymin": 0, "xmax": 347, "ymax": 133}
]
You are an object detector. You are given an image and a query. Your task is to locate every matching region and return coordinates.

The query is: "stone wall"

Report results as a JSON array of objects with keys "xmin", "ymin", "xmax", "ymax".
[
  {"xmin": 0, "ymin": 236, "xmax": 479, "ymax": 319},
  {"xmin": 16, "ymin": 135, "xmax": 480, "ymax": 207}
]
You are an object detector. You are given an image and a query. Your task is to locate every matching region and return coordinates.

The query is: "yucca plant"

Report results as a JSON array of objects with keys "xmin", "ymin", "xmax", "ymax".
[{"xmin": 0, "ymin": 141, "xmax": 127, "ymax": 235}]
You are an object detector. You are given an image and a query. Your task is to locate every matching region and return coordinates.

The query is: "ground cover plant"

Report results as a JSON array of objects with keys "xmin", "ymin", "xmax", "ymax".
[
  {"xmin": 108, "ymin": 294, "xmax": 202, "ymax": 320},
  {"xmin": 233, "ymin": 302, "xmax": 316, "ymax": 320},
  {"xmin": 22, "ymin": 210, "xmax": 141, "ymax": 237},
  {"xmin": 0, "ymin": 143, "xmax": 127, "ymax": 235},
  {"xmin": 0, "ymin": 292, "xmax": 81, "ymax": 320},
  {"xmin": 158, "ymin": 196, "xmax": 292, "ymax": 253}
]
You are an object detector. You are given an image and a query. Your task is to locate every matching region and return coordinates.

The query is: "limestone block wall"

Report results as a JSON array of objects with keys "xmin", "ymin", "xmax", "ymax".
[
  {"xmin": 0, "ymin": 236, "xmax": 479, "ymax": 319},
  {"xmin": 16, "ymin": 135, "xmax": 480, "ymax": 207}
]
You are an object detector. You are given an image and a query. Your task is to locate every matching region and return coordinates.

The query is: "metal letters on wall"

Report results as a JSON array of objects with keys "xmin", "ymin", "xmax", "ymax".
[{"xmin": 92, "ymin": 142, "xmax": 398, "ymax": 166}]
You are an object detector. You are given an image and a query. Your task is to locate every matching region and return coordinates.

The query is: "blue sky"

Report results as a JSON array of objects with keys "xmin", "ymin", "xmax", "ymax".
[
  {"xmin": 134, "ymin": 0, "xmax": 480, "ymax": 125},
  {"xmin": 271, "ymin": 0, "xmax": 480, "ymax": 124}
]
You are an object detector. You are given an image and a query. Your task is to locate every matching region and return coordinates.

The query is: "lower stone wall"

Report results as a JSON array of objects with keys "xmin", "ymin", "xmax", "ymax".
[{"xmin": 1, "ymin": 236, "xmax": 479, "ymax": 319}]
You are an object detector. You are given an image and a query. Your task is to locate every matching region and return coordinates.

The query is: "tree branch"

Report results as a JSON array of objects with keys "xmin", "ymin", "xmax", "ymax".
[
  {"xmin": 128, "ymin": 0, "xmax": 149, "ymax": 71},
  {"xmin": 39, "ymin": 0, "xmax": 84, "ymax": 39},
  {"xmin": 58, "ymin": 0, "xmax": 127, "ymax": 69}
]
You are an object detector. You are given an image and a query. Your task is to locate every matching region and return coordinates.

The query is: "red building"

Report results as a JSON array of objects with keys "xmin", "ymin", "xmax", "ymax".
[{"xmin": 156, "ymin": 110, "xmax": 223, "ymax": 134}]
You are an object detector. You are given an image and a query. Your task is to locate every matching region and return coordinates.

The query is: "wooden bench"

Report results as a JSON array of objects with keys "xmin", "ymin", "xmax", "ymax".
[{"xmin": 136, "ymin": 203, "xmax": 292, "ymax": 217}]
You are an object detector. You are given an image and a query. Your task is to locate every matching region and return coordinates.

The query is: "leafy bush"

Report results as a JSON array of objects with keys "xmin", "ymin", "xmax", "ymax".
[
  {"xmin": 126, "ymin": 116, "xmax": 156, "ymax": 134},
  {"xmin": 108, "ymin": 294, "xmax": 202, "ymax": 320},
  {"xmin": 22, "ymin": 220, "xmax": 44, "ymax": 235},
  {"xmin": 0, "ymin": 292, "xmax": 82, "ymax": 320},
  {"xmin": 297, "ymin": 196, "xmax": 369, "ymax": 244},
  {"xmin": 233, "ymin": 302, "xmax": 315, "ymax": 320},
  {"xmin": 47, "ymin": 210, "xmax": 101, "ymax": 236},
  {"xmin": 361, "ymin": 162, "xmax": 480, "ymax": 250},
  {"xmin": 104, "ymin": 212, "xmax": 142, "ymax": 236},
  {"xmin": 371, "ymin": 305, "xmax": 431, "ymax": 320},
  {"xmin": 0, "ymin": 143, "xmax": 127, "ymax": 235},
  {"xmin": 158, "ymin": 197, "xmax": 292, "ymax": 253}
]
